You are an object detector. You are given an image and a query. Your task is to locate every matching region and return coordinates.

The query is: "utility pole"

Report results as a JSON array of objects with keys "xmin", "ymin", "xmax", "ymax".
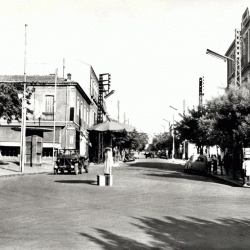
[
  {"xmin": 199, "ymin": 77, "xmax": 204, "ymax": 110},
  {"xmin": 117, "ymin": 101, "xmax": 120, "ymax": 122},
  {"xmin": 20, "ymin": 24, "xmax": 28, "ymax": 173},
  {"xmin": 170, "ymin": 106, "xmax": 177, "ymax": 160},
  {"xmin": 124, "ymin": 112, "xmax": 126, "ymax": 123},
  {"xmin": 52, "ymin": 69, "xmax": 58, "ymax": 168},
  {"xmin": 97, "ymin": 73, "xmax": 111, "ymax": 163},
  {"xmin": 63, "ymin": 58, "xmax": 65, "ymax": 78},
  {"xmin": 235, "ymin": 29, "xmax": 241, "ymax": 86}
]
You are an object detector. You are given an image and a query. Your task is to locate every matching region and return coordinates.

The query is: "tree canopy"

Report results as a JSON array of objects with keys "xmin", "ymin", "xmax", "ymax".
[
  {"xmin": 112, "ymin": 130, "xmax": 149, "ymax": 151},
  {"xmin": 0, "ymin": 83, "xmax": 33, "ymax": 123}
]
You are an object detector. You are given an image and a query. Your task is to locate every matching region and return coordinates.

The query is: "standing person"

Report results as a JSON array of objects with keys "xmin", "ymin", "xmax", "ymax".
[
  {"xmin": 223, "ymin": 152, "xmax": 231, "ymax": 175},
  {"xmin": 207, "ymin": 155, "xmax": 212, "ymax": 173},
  {"xmin": 243, "ymin": 157, "xmax": 250, "ymax": 187},
  {"xmin": 113, "ymin": 147, "xmax": 116, "ymax": 163},
  {"xmin": 115, "ymin": 147, "xmax": 119, "ymax": 162},
  {"xmin": 104, "ymin": 147, "xmax": 113, "ymax": 175},
  {"xmin": 121, "ymin": 149, "xmax": 125, "ymax": 162},
  {"xmin": 212, "ymin": 155, "xmax": 217, "ymax": 173}
]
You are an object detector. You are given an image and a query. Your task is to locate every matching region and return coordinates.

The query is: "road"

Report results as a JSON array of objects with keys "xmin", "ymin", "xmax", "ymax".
[{"xmin": 0, "ymin": 156, "xmax": 250, "ymax": 250}]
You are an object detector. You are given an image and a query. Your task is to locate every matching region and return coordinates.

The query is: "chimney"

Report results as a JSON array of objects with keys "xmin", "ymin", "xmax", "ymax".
[{"xmin": 67, "ymin": 73, "xmax": 71, "ymax": 81}]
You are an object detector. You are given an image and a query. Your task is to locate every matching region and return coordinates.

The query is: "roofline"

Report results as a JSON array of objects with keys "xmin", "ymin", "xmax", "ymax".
[{"xmin": 0, "ymin": 75, "xmax": 92, "ymax": 105}]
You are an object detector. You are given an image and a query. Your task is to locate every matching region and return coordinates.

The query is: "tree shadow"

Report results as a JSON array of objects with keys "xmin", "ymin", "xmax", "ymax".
[
  {"xmin": 0, "ymin": 161, "xmax": 10, "ymax": 166},
  {"xmin": 55, "ymin": 180, "xmax": 96, "ymax": 185},
  {"xmin": 126, "ymin": 162, "xmax": 232, "ymax": 186},
  {"xmin": 78, "ymin": 216, "xmax": 250, "ymax": 249},
  {"xmin": 0, "ymin": 161, "xmax": 20, "ymax": 172},
  {"xmin": 129, "ymin": 162, "xmax": 184, "ymax": 171},
  {"xmin": 144, "ymin": 172, "xmax": 237, "ymax": 187}
]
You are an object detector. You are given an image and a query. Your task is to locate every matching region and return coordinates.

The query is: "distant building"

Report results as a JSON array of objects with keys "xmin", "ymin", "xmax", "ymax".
[
  {"xmin": 225, "ymin": 7, "xmax": 250, "ymax": 87},
  {"xmin": 0, "ymin": 71, "xmax": 108, "ymax": 166}
]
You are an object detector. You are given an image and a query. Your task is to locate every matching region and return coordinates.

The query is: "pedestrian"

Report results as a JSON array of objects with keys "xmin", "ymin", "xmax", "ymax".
[
  {"xmin": 115, "ymin": 147, "xmax": 119, "ymax": 162},
  {"xmin": 243, "ymin": 157, "xmax": 250, "ymax": 187},
  {"xmin": 207, "ymin": 154, "xmax": 212, "ymax": 173},
  {"xmin": 212, "ymin": 155, "xmax": 217, "ymax": 173},
  {"xmin": 223, "ymin": 152, "xmax": 231, "ymax": 175},
  {"xmin": 104, "ymin": 147, "xmax": 113, "ymax": 175},
  {"xmin": 113, "ymin": 147, "xmax": 116, "ymax": 163},
  {"xmin": 121, "ymin": 149, "xmax": 125, "ymax": 162}
]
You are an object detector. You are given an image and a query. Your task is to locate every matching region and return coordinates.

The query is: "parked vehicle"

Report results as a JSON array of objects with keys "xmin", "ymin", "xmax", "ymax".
[
  {"xmin": 158, "ymin": 151, "xmax": 168, "ymax": 159},
  {"xmin": 54, "ymin": 149, "xmax": 88, "ymax": 175},
  {"xmin": 184, "ymin": 154, "xmax": 208, "ymax": 174},
  {"xmin": 145, "ymin": 151, "xmax": 154, "ymax": 158},
  {"xmin": 124, "ymin": 153, "xmax": 135, "ymax": 162}
]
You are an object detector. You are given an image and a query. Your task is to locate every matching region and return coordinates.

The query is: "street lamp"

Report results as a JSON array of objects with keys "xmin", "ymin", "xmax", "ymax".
[
  {"xmin": 170, "ymin": 106, "xmax": 177, "ymax": 160},
  {"xmin": 206, "ymin": 49, "xmax": 233, "ymax": 62}
]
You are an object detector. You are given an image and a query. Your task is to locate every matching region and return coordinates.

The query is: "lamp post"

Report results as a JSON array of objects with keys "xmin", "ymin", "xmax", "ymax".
[
  {"xmin": 170, "ymin": 106, "xmax": 177, "ymax": 160},
  {"xmin": 20, "ymin": 24, "xmax": 28, "ymax": 172}
]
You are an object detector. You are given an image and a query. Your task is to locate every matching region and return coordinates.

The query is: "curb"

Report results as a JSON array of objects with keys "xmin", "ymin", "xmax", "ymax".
[
  {"xmin": 0, "ymin": 171, "xmax": 53, "ymax": 178},
  {"xmin": 207, "ymin": 173, "xmax": 243, "ymax": 187}
]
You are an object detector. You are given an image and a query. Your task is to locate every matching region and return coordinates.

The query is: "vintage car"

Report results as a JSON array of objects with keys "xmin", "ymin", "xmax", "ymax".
[
  {"xmin": 54, "ymin": 149, "xmax": 89, "ymax": 175},
  {"xmin": 145, "ymin": 151, "xmax": 155, "ymax": 158},
  {"xmin": 184, "ymin": 154, "xmax": 208, "ymax": 174}
]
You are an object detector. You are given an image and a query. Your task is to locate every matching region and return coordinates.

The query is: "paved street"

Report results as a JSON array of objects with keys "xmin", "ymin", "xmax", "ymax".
[{"xmin": 0, "ymin": 156, "xmax": 250, "ymax": 250}]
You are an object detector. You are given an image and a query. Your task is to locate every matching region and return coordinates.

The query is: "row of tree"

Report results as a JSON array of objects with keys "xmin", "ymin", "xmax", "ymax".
[
  {"xmin": 152, "ymin": 82, "xmax": 250, "ymax": 177},
  {"xmin": 111, "ymin": 130, "xmax": 149, "ymax": 152}
]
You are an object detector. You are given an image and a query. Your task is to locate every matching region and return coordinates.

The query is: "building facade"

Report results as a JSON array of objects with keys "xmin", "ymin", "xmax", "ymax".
[
  {"xmin": 0, "ymin": 73, "xmax": 104, "ymax": 165},
  {"xmin": 226, "ymin": 8, "xmax": 250, "ymax": 86}
]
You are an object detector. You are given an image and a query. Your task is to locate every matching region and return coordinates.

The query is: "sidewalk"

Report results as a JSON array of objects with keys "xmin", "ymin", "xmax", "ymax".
[
  {"xmin": 0, "ymin": 160, "xmax": 53, "ymax": 177},
  {"xmin": 0, "ymin": 160, "xmax": 120, "ymax": 178},
  {"xmin": 207, "ymin": 164, "xmax": 244, "ymax": 187},
  {"xmin": 166, "ymin": 158, "xmax": 244, "ymax": 187}
]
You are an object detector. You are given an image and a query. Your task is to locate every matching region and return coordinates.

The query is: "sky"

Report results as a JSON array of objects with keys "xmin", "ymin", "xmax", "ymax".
[{"xmin": 0, "ymin": 0, "xmax": 249, "ymax": 137}]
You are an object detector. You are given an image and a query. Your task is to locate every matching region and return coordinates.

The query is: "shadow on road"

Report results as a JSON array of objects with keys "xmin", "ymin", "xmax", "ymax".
[
  {"xmin": 78, "ymin": 216, "xmax": 250, "ymax": 249},
  {"xmin": 127, "ymin": 161, "xmax": 233, "ymax": 186},
  {"xmin": 54, "ymin": 180, "xmax": 96, "ymax": 185},
  {"xmin": 129, "ymin": 161, "xmax": 184, "ymax": 171}
]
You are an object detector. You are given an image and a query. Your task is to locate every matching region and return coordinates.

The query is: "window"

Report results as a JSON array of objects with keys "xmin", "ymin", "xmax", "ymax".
[
  {"xmin": 70, "ymin": 107, "xmax": 74, "ymax": 121},
  {"xmin": 45, "ymin": 95, "xmax": 54, "ymax": 114}
]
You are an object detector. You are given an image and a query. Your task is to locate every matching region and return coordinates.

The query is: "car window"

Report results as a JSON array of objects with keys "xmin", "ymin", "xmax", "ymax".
[{"xmin": 199, "ymin": 157, "xmax": 204, "ymax": 162}]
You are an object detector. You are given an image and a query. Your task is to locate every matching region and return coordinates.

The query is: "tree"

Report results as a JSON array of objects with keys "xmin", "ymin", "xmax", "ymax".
[
  {"xmin": 199, "ymin": 83, "xmax": 250, "ymax": 179},
  {"xmin": 0, "ymin": 83, "xmax": 33, "ymax": 123},
  {"xmin": 175, "ymin": 107, "xmax": 207, "ymax": 152},
  {"xmin": 112, "ymin": 130, "xmax": 149, "ymax": 151},
  {"xmin": 152, "ymin": 132, "xmax": 181, "ymax": 155}
]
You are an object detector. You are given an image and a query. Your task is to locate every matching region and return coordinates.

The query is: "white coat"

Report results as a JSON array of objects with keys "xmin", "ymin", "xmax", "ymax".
[
  {"xmin": 104, "ymin": 150, "xmax": 113, "ymax": 175},
  {"xmin": 243, "ymin": 160, "xmax": 250, "ymax": 176}
]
